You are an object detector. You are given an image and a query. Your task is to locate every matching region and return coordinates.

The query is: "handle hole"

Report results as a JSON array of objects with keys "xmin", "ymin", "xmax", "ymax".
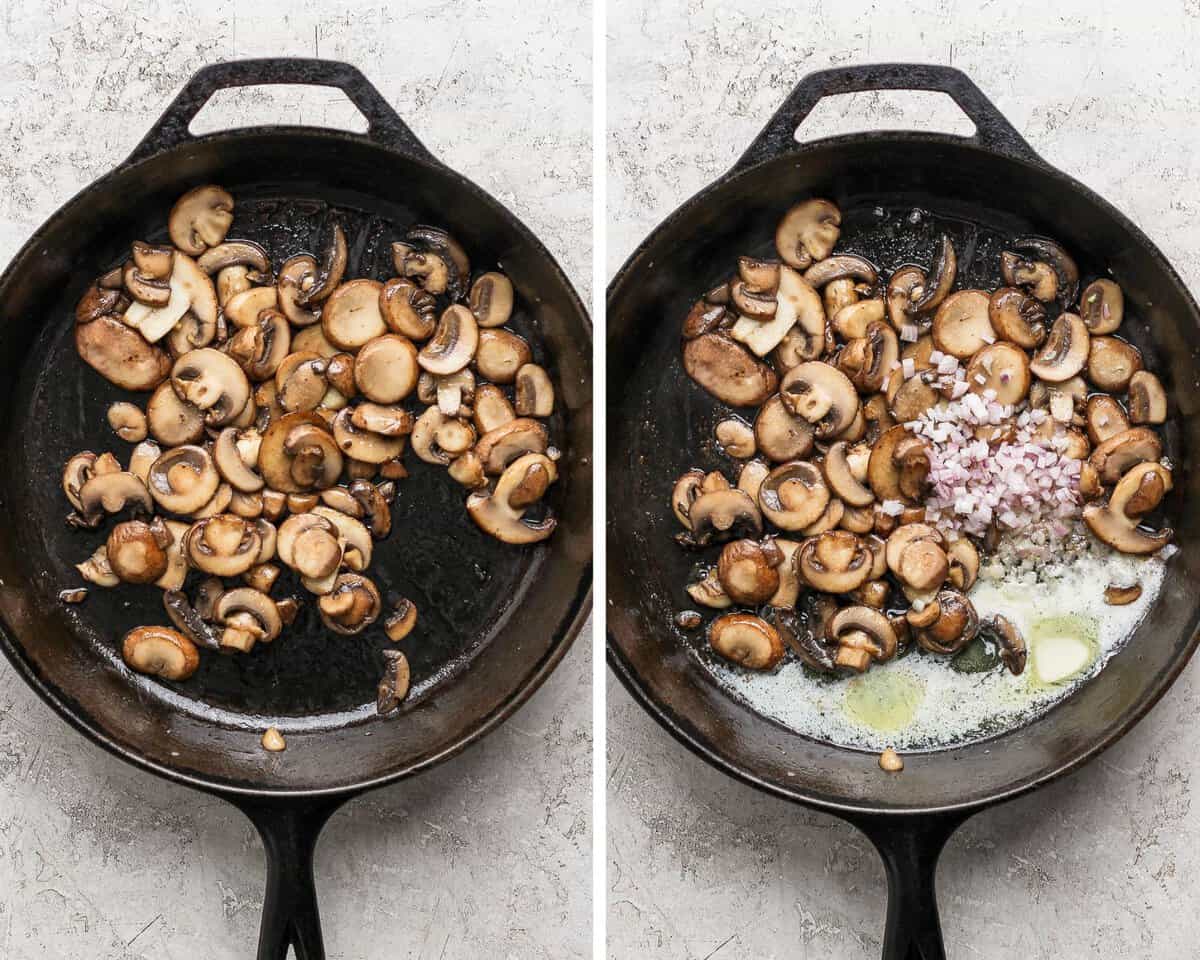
[
  {"xmin": 188, "ymin": 84, "xmax": 370, "ymax": 136},
  {"xmin": 794, "ymin": 90, "xmax": 977, "ymax": 143}
]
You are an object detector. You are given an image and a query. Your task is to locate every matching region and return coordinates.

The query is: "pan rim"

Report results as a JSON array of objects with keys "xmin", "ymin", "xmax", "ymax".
[
  {"xmin": 606, "ymin": 129, "xmax": 1200, "ymax": 816},
  {"xmin": 0, "ymin": 123, "xmax": 594, "ymax": 799}
]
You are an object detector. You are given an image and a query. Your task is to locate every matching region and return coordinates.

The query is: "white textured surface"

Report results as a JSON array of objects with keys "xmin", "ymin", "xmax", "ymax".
[
  {"xmin": 0, "ymin": 2, "xmax": 591, "ymax": 958},
  {"xmin": 608, "ymin": 1, "xmax": 1200, "ymax": 957}
]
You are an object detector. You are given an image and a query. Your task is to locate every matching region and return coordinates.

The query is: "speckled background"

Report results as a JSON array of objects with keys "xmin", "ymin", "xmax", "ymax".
[
  {"xmin": 607, "ymin": 2, "xmax": 1200, "ymax": 957},
  {"xmin": 0, "ymin": 2, "xmax": 591, "ymax": 958}
]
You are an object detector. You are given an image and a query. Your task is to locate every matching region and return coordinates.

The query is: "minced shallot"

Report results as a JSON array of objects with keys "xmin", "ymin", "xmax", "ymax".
[{"xmin": 905, "ymin": 397, "xmax": 1081, "ymax": 538}]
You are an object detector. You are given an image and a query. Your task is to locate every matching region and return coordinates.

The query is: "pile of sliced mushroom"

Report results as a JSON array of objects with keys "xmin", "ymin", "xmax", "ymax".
[
  {"xmin": 66, "ymin": 185, "xmax": 561, "ymax": 713},
  {"xmin": 677, "ymin": 197, "xmax": 1173, "ymax": 679}
]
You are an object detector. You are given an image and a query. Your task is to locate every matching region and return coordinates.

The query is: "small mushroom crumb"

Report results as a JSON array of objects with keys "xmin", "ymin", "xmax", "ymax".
[
  {"xmin": 58, "ymin": 587, "xmax": 88, "ymax": 604},
  {"xmin": 384, "ymin": 598, "xmax": 418, "ymax": 642},
  {"xmin": 261, "ymin": 727, "xmax": 286, "ymax": 752},
  {"xmin": 879, "ymin": 748, "xmax": 904, "ymax": 773},
  {"xmin": 377, "ymin": 650, "xmax": 411, "ymax": 715},
  {"xmin": 1104, "ymin": 583, "xmax": 1143, "ymax": 606},
  {"xmin": 675, "ymin": 610, "xmax": 703, "ymax": 631}
]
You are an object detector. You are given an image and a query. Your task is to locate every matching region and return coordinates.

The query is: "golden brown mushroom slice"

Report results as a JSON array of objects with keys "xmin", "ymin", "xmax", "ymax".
[
  {"xmin": 380, "ymin": 277, "xmax": 438, "ymax": 340},
  {"xmin": 475, "ymin": 329, "xmax": 533, "ymax": 383},
  {"xmin": 323, "ymin": 279, "xmax": 387, "ymax": 349},
  {"xmin": 774, "ymin": 199, "xmax": 841, "ymax": 270},
  {"xmin": 474, "ymin": 418, "xmax": 550, "ymax": 474},
  {"xmin": 931, "ymin": 290, "xmax": 995, "ymax": 359},
  {"xmin": 716, "ymin": 538, "xmax": 782, "ymax": 605},
  {"xmin": 299, "ymin": 222, "xmax": 348, "ymax": 306},
  {"xmin": 914, "ymin": 590, "xmax": 979, "ymax": 655},
  {"xmin": 259, "ymin": 412, "xmax": 344, "ymax": 493},
  {"xmin": 196, "ymin": 238, "xmax": 271, "ymax": 278},
  {"xmin": 418, "ymin": 304, "xmax": 479, "ymax": 376},
  {"xmin": 714, "ymin": 418, "xmax": 755, "ymax": 459},
  {"xmin": 1127, "ymin": 370, "xmax": 1167, "ymax": 425},
  {"xmin": 1000, "ymin": 251, "xmax": 1057, "ymax": 303},
  {"xmin": 1030, "ymin": 313, "xmax": 1090, "ymax": 382},
  {"xmin": 377, "ymin": 650, "xmax": 411, "ymax": 714},
  {"xmin": 275, "ymin": 254, "xmax": 321, "ymax": 327},
  {"xmin": 683, "ymin": 333, "xmax": 778, "ymax": 407},
  {"xmin": 757, "ymin": 460, "xmax": 829, "ymax": 531},
  {"xmin": 470, "ymin": 272, "xmax": 515, "ymax": 328},
  {"xmin": 75, "ymin": 315, "xmax": 172, "ymax": 392},
  {"xmin": 731, "ymin": 265, "xmax": 822, "ymax": 357},
  {"xmin": 797, "ymin": 530, "xmax": 873, "ymax": 594},
  {"xmin": 1085, "ymin": 395, "xmax": 1130, "ymax": 445},
  {"xmin": 171, "ymin": 348, "xmax": 252, "ymax": 428},
  {"xmin": 838, "ymin": 321, "xmax": 899, "ymax": 394},
  {"xmin": 778, "ymin": 361, "xmax": 858, "ymax": 438},
  {"xmin": 353, "ymin": 334, "xmax": 420, "ymax": 404},
  {"xmin": 832, "ymin": 298, "xmax": 886, "ymax": 340},
  {"xmin": 988, "ymin": 286, "xmax": 1047, "ymax": 350},
  {"xmin": 827, "ymin": 605, "xmax": 898, "ymax": 673},
  {"xmin": 1086, "ymin": 336, "xmax": 1142, "ymax": 392},
  {"xmin": 217, "ymin": 587, "xmax": 283, "ymax": 646},
  {"xmin": 1088, "ymin": 426, "xmax": 1162, "ymax": 485},
  {"xmin": 400, "ymin": 226, "xmax": 471, "ymax": 300},
  {"xmin": 909, "ymin": 234, "xmax": 957, "ymax": 314},
  {"xmin": 384, "ymin": 600, "xmax": 418, "ymax": 642},
  {"xmin": 1080, "ymin": 279, "xmax": 1123, "ymax": 334},
  {"xmin": 184, "ymin": 515, "xmax": 264, "ymax": 577},
  {"xmin": 466, "ymin": 452, "xmax": 559, "ymax": 545},
  {"xmin": 868, "ymin": 425, "xmax": 930, "ymax": 504},
  {"xmin": 753, "ymin": 395, "xmax": 814, "ymax": 462},
  {"xmin": 145, "ymin": 444, "xmax": 219, "ymax": 514},
  {"xmin": 168, "ymin": 185, "xmax": 234, "ymax": 256},
  {"xmin": 124, "ymin": 253, "xmax": 218, "ymax": 344},
  {"xmin": 965, "ymin": 342, "xmax": 1030, "ymax": 405},
  {"xmin": 106, "ymin": 519, "xmax": 171, "ymax": 584},
  {"xmin": 514, "ymin": 363, "xmax": 555, "ymax": 417},
  {"xmin": 316, "ymin": 573, "xmax": 383, "ymax": 635},
  {"xmin": 824, "ymin": 440, "xmax": 874, "ymax": 507},
  {"xmin": 708, "ymin": 612, "xmax": 785, "ymax": 670},
  {"xmin": 122, "ymin": 626, "xmax": 200, "ymax": 681},
  {"xmin": 1084, "ymin": 461, "xmax": 1174, "ymax": 555}
]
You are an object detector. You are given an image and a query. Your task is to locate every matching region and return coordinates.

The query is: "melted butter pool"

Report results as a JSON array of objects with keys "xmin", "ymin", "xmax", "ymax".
[{"xmin": 708, "ymin": 550, "xmax": 1165, "ymax": 750}]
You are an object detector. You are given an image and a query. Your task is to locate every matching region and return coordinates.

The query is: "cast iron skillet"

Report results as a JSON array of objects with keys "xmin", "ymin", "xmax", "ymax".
[
  {"xmin": 0, "ymin": 58, "xmax": 591, "ymax": 959},
  {"xmin": 608, "ymin": 63, "xmax": 1198, "ymax": 959}
]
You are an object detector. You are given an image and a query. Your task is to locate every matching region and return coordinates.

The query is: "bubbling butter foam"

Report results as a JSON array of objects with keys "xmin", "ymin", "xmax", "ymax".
[{"xmin": 706, "ymin": 548, "xmax": 1166, "ymax": 751}]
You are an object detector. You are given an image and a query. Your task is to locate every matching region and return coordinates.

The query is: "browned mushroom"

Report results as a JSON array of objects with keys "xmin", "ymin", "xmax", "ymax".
[
  {"xmin": 318, "ymin": 573, "xmax": 382, "ymax": 634},
  {"xmin": 914, "ymin": 590, "xmax": 979, "ymax": 655},
  {"xmin": 380, "ymin": 277, "xmax": 438, "ymax": 340},
  {"xmin": 466, "ymin": 453, "xmax": 558, "ymax": 544},
  {"xmin": 774, "ymin": 199, "xmax": 840, "ymax": 270},
  {"xmin": 708, "ymin": 612, "xmax": 785, "ymax": 670},
  {"xmin": 931, "ymin": 290, "xmax": 995, "ymax": 359},
  {"xmin": 683, "ymin": 333, "xmax": 778, "ymax": 407},
  {"xmin": 1087, "ymin": 336, "xmax": 1142, "ymax": 393},
  {"xmin": 470, "ymin": 272, "xmax": 515, "ymax": 328},
  {"xmin": 354, "ymin": 335, "xmax": 420, "ymax": 403},
  {"xmin": 868, "ymin": 426, "xmax": 930, "ymax": 504},
  {"xmin": 122, "ymin": 626, "xmax": 200, "ymax": 681},
  {"xmin": 1127, "ymin": 370, "xmax": 1167, "ymax": 425},
  {"xmin": 259, "ymin": 412, "xmax": 344, "ymax": 493},
  {"xmin": 1080, "ymin": 279, "xmax": 1123, "ymax": 334},
  {"xmin": 757, "ymin": 460, "xmax": 829, "ymax": 530},
  {"xmin": 1030, "ymin": 313, "xmax": 1090, "ymax": 382},
  {"xmin": 323, "ymin": 279, "xmax": 387, "ymax": 349},
  {"xmin": 826, "ymin": 606, "xmax": 898, "ymax": 672},
  {"xmin": 168, "ymin": 185, "xmax": 233, "ymax": 255},
  {"xmin": 514, "ymin": 363, "xmax": 555, "ymax": 417},
  {"xmin": 716, "ymin": 538, "xmax": 782, "ymax": 604},
  {"xmin": 75, "ymin": 315, "xmax": 172, "ymax": 391},
  {"xmin": 779, "ymin": 362, "xmax": 858, "ymax": 438},
  {"xmin": 1088, "ymin": 426, "xmax": 1162, "ymax": 485},
  {"xmin": 418, "ymin": 305, "xmax": 479, "ymax": 376},
  {"xmin": 797, "ymin": 530, "xmax": 873, "ymax": 593},
  {"xmin": 988, "ymin": 286, "xmax": 1047, "ymax": 349},
  {"xmin": 106, "ymin": 518, "xmax": 171, "ymax": 583},
  {"xmin": 1085, "ymin": 395, "xmax": 1130, "ymax": 445},
  {"xmin": 184, "ymin": 514, "xmax": 263, "ymax": 576}
]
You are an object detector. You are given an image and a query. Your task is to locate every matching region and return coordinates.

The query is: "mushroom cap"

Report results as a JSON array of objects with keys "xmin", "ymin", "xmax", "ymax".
[
  {"xmin": 216, "ymin": 587, "xmax": 282, "ymax": 642},
  {"xmin": 123, "ymin": 253, "xmax": 217, "ymax": 344},
  {"xmin": 514, "ymin": 363, "xmax": 555, "ymax": 418},
  {"xmin": 827, "ymin": 606, "xmax": 898, "ymax": 664},
  {"xmin": 171, "ymin": 348, "xmax": 251, "ymax": 427},
  {"xmin": 474, "ymin": 329, "xmax": 533, "ymax": 384},
  {"xmin": 716, "ymin": 538, "xmax": 782, "ymax": 605},
  {"xmin": 838, "ymin": 321, "xmax": 899, "ymax": 394},
  {"xmin": 1085, "ymin": 395, "xmax": 1130, "ymax": 446},
  {"xmin": 311, "ymin": 506, "xmax": 374, "ymax": 571},
  {"xmin": 62, "ymin": 451, "xmax": 98, "ymax": 512},
  {"xmin": 803, "ymin": 253, "xmax": 878, "ymax": 289},
  {"xmin": 1088, "ymin": 426, "xmax": 1162, "ymax": 485},
  {"xmin": 276, "ymin": 254, "xmax": 321, "ymax": 327},
  {"xmin": 228, "ymin": 309, "xmax": 291, "ymax": 382},
  {"xmin": 1086, "ymin": 336, "xmax": 1142, "ymax": 393},
  {"xmin": 823, "ymin": 440, "xmax": 874, "ymax": 507},
  {"xmin": 778, "ymin": 362, "xmax": 858, "ymax": 438},
  {"xmin": 1030, "ymin": 313, "xmax": 1090, "ymax": 382},
  {"xmin": 196, "ymin": 238, "xmax": 271, "ymax": 277},
  {"xmin": 1080, "ymin": 279, "xmax": 1123, "ymax": 335},
  {"xmin": 966, "ymin": 342, "xmax": 1030, "ymax": 405},
  {"xmin": 78, "ymin": 470, "xmax": 154, "ymax": 522},
  {"xmin": 259, "ymin": 412, "xmax": 344, "ymax": 493},
  {"xmin": 474, "ymin": 417, "xmax": 550, "ymax": 474},
  {"xmin": 774, "ymin": 199, "xmax": 841, "ymax": 270},
  {"xmin": 758, "ymin": 460, "xmax": 829, "ymax": 530},
  {"xmin": 797, "ymin": 530, "xmax": 873, "ymax": 593},
  {"xmin": 322, "ymin": 279, "xmax": 387, "ymax": 349},
  {"xmin": 147, "ymin": 444, "xmax": 219, "ymax": 514},
  {"xmin": 214, "ymin": 427, "xmax": 265, "ymax": 492},
  {"xmin": 332, "ymin": 407, "xmax": 407, "ymax": 464},
  {"xmin": 916, "ymin": 589, "xmax": 979, "ymax": 655},
  {"xmin": 377, "ymin": 650, "xmax": 412, "ymax": 713},
  {"xmin": 184, "ymin": 514, "xmax": 263, "ymax": 576},
  {"xmin": 380, "ymin": 277, "xmax": 438, "ymax": 340},
  {"xmin": 988, "ymin": 286, "xmax": 1047, "ymax": 350},
  {"xmin": 708, "ymin": 612, "xmax": 785, "ymax": 670},
  {"xmin": 683, "ymin": 333, "xmax": 778, "ymax": 407},
  {"xmin": 469, "ymin": 272, "xmax": 515, "ymax": 328},
  {"xmin": 75, "ymin": 315, "xmax": 171, "ymax": 391},
  {"xmin": 275, "ymin": 351, "xmax": 329, "ymax": 413},
  {"xmin": 418, "ymin": 304, "xmax": 479, "ymax": 376},
  {"xmin": 106, "ymin": 519, "xmax": 169, "ymax": 583},
  {"xmin": 931, "ymin": 290, "xmax": 995, "ymax": 359},
  {"xmin": 868, "ymin": 425, "xmax": 930, "ymax": 504},
  {"xmin": 1127, "ymin": 370, "xmax": 1167, "ymax": 425},
  {"xmin": 122, "ymin": 626, "xmax": 200, "ymax": 681},
  {"xmin": 354, "ymin": 334, "xmax": 420, "ymax": 403},
  {"xmin": 473, "ymin": 383, "xmax": 517, "ymax": 435},
  {"xmin": 168, "ymin": 185, "xmax": 234, "ymax": 255},
  {"xmin": 1010, "ymin": 236, "xmax": 1080, "ymax": 307}
]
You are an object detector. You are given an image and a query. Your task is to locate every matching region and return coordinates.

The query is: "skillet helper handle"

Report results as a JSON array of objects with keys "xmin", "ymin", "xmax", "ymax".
[
  {"xmin": 848, "ymin": 811, "xmax": 970, "ymax": 960},
  {"xmin": 237, "ymin": 795, "xmax": 349, "ymax": 960},
  {"xmin": 736, "ymin": 63, "xmax": 1043, "ymax": 172},
  {"xmin": 126, "ymin": 57, "xmax": 434, "ymax": 165}
]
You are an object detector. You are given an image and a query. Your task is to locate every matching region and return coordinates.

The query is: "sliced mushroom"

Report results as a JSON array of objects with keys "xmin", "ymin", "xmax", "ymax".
[
  {"xmin": 259, "ymin": 412, "xmax": 344, "ymax": 493},
  {"xmin": 380, "ymin": 277, "xmax": 438, "ymax": 340},
  {"xmin": 401, "ymin": 226, "xmax": 470, "ymax": 300},
  {"xmin": 915, "ymin": 590, "xmax": 979, "ymax": 655},
  {"xmin": 127, "ymin": 441, "xmax": 161, "ymax": 485},
  {"xmin": 931, "ymin": 290, "xmax": 995, "ymax": 359},
  {"xmin": 377, "ymin": 649, "xmax": 411, "ymax": 714},
  {"xmin": 909, "ymin": 235, "xmax": 957, "ymax": 314},
  {"xmin": 350, "ymin": 334, "xmax": 419, "ymax": 404},
  {"xmin": 216, "ymin": 265, "xmax": 252, "ymax": 307},
  {"xmin": 123, "ymin": 253, "xmax": 219, "ymax": 345},
  {"xmin": 291, "ymin": 324, "xmax": 340, "ymax": 358},
  {"xmin": 1088, "ymin": 426, "xmax": 1162, "ymax": 485},
  {"xmin": 1104, "ymin": 584, "xmax": 1143, "ymax": 606},
  {"xmin": 716, "ymin": 538, "xmax": 782, "ymax": 604},
  {"xmin": 161, "ymin": 588, "xmax": 220, "ymax": 650},
  {"xmin": 76, "ymin": 282, "xmax": 128, "ymax": 325},
  {"xmin": 712, "ymin": 417, "xmax": 753, "ymax": 459},
  {"xmin": 885, "ymin": 523, "xmax": 948, "ymax": 591},
  {"xmin": 753, "ymin": 395, "xmax": 814, "ymax": 462},
  {"xmin": 832, "ymin": 298, "xmax": 885, "ymax": 340},
  {"xmin": 346, "ymin": 479, "xmax": 392, "ymax": 539},
  {"xmin": 273, "ymin": 351, "xmax": 329, "ymax": 413},
  {"xmin": 885, "ymin": 265, "xmax": 928, "ymax": 331},
  {"xmin": 1030, "ymin": 312, "xmax": 1089, "ymax": 383},
  {"xmin": 144, "ymin": 380, "xmax": 204, "ymax": 447},
  {"xmin": 350, "ymin": 403, "xmax": 414, "ymax": 437},
  {"xmin": 757, "ymin": 460, "xmax": 829, "ymax": 530},
  {"xmin": 77, "ymin": 544, "xmax": 119, "ymax": 587},
  {"xmin": 1000, "ymin": 251, "xmax": 1058, "ymax": 302},
  {"xmin": 797, "ymin": 530, "xmax": 872, "ymax": 593},
  {"xmin": 838, "ymin": 321, "xmax": 899, "ymax": 394},
  {"xmin": 868, "ymin": 426, "xmax": 930, "ymax": 504},
  {"xmin": 171, "ymin": 348, "xmax": 251, "ymax": 427},
  {"xmin": 75, "ymin": 315, "xmax": 171, "ymax": 391},
  {"xmin": 299, "ymin": 222, "xmax": 347, "ymax": 305},
  {"xmin": 965, "ymin": 342, "xmax": 1030, "ymax": 405},
  {"xmin": 731, "ymin": 265, "xmax": 822, "ymax": 357},
  {"xmin": 473, "ymin": 417, "xmax": 550, "ymax": 474},
  {"xmin": 196, "ymin": 238, "xmax": 270, "ymax": 278},
  {"xmin": 985, "ymin": 615, "xmax": 1026, "ymax": 676},
  {"xmin": 106, "ymin": 519, "xmax": 170, "ymax": 583},
  {"xmin": 1087, "ymin": 336, "xmax": 1142, "ymax": 392},
  {"xmin": 513, "ymin": 363, "xmax": 555, "ymax": 418},
  {"xmin": 469, "ymin": 385, "xmax": 514, "ymax": 436},
  {"xmin": 824, "ymin": 441, "xmax": 874, "ymax": 507},
  {"xmin": 683, "ymin": 333, "xmax": 779, "ymax": 407},
  {"xmin": 212, "ymin": 427, "xmax": 263, "ymax": 493},
  {"xmin": 686, "ymin": 568, "xmax": 731, "ymax": 609},
  {"xmin": 708, "ymin": 612, "xmax": 785, "ymax": 670},
  {"xmin": 463, "ymin": 270, "xmax": 515, "ymax": 329},
  {"xmin": 122, "ymin": 626, "xmax": 200, "ymax": 681},
  {"xmin": 314, "ymin": 572, "xmax": 381, "ymax": 634},
  {"xmin": 1080, "ymin": 279, "xmax": 1123, "ymax": 335},
  {"xmin": 168, "ymin": 185, "xmax": 234, "ymax": 255},
  {"xmin": 473, "ymin": 329, "xmax": 531, "ymax": 385},
  {"xmin": 217, "ymin": 587, "xmax": 282, "ymax": 643},
  {"xmin": 1010, "ymin": 236, "xmax": 1080, "ymax": 307},
  {"xmin": 803, "ymin": 254, "xmax": 877, "ymax": 289},
  {"xmin": 682, "ymin": 298, "xmax": 728, "ymax": 340},
  {"xmin": 466, "ymin": 453, "xmax": 558, "ymax": 544},
  {"xmin": 322, "ymin": 279, "xmax": 386, "ymax": 349},
  {"xmin": 77, "ymin": 471, "xmax": 153, "ymax": 525},
  {"xmin": 184, "ymin": 514, "xmax": 263, "ymax": 576},
  {"xmin": 779, "ymin": 362, "xmax": 858, "ymax": 438},
  {"xmin": 826, "ymin": 606, "xmax": 897, "ymax": 672},
  {"xmin": 988, "ymin": 286, "xmax": 1047, "ymax": 350},
  {"xmin": 946, "ymin": 539, "xmax": 980, "ymax": 591},
  {"xmin": 774, "ymin": 199, "xmax": 840, "ymax": 270},
  {"xmin": 1084, "ymin": 462, "xmax": 1173, "ymax": 555},
  {"xmin": 227, "ymin": 309, "xmax": 291, "ymax": 382},
  {"xmin": 1085, "ymin": 395, "xmax": 1130, "ymax": 445},
  {"xmin": 123, "ymin": 248, "xmax": 172, "ymax": 307},
  {"xmin": 1127, "ymin": 370, "xmax": 1167, "ymax": 425},
  {"xmin": 417, "ymin": 305, "xmax": 479, "ymax": 376},
  {"xmin": 333, "ymin": 406, "xmax": 407, "ymax": 464}
]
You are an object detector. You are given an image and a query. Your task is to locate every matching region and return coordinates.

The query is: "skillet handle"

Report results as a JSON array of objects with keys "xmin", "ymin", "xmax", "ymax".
[
  {"xmin": 126, "ymin": 57, "xmax": 435, "ymax": 165},
  {"xmin": 735, "ymin": 63, "xmax": 1043, "ymax": 172},
  {"xmin": 234, "ymin": 795, "xmax": 350, "ymax": 960},
  {"xmin": 846, "ymin": 810, "xmax": 971, "ymax": 960}
]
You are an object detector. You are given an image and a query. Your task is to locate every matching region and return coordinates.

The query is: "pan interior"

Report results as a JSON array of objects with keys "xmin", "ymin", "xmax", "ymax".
[
  {"xmin": 608, "ymin": 136, "xmax": 1199, "ymax": 811},
  {"xmin": 0, "ymin": 131, "xmax": 592, "ymax": 793}
]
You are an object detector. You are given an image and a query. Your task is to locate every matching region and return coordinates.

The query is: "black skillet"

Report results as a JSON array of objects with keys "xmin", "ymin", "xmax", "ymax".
[
  {"xmin": 607, "ymin": 63, "xmax": 1199, "ymax": 959},
  {"xmin": 0, "ymin": 58, "xmax": 591, "ymax": 959}
]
